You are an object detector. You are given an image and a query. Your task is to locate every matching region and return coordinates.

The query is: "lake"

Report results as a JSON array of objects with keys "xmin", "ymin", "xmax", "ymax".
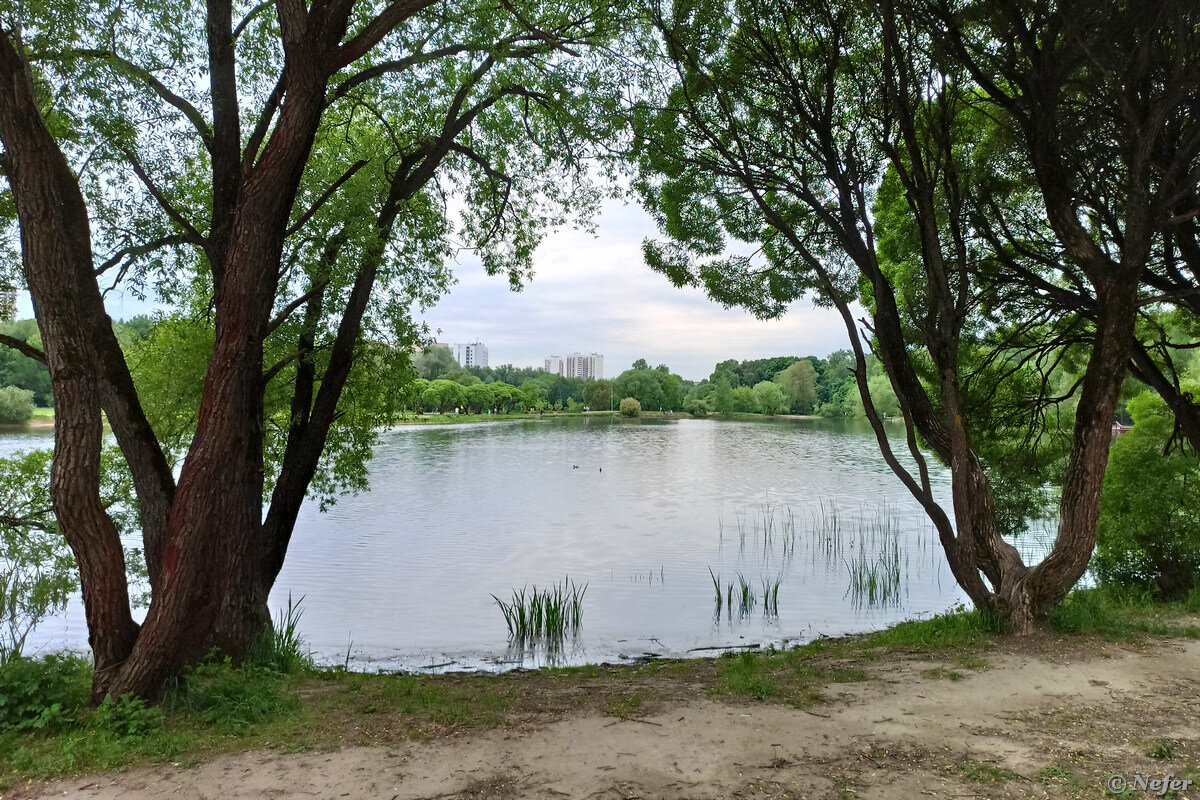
[{"xmin": 12, "ymin": 416, "xmax": 977, "ymax": 671}]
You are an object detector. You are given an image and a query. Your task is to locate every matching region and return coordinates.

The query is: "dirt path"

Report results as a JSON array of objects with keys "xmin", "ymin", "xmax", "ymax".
[{"xmin": 22, "ymin": 638, "xmax": 1200, "ymax": 799}]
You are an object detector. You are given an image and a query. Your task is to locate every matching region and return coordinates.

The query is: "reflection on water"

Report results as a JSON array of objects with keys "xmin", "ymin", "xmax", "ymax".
[
  {"xmin": 270, "ymin": 416, "xmax": 968, "ymax": 670},
  {"xmin": 15, "ymin": 416, "xmax": 1011, "ymax": 670}
]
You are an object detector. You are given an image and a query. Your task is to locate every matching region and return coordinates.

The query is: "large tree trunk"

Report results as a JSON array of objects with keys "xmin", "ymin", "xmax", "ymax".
[{"xmin": 0, "ymin": 34, "xmax": 141, "ymax": 697}]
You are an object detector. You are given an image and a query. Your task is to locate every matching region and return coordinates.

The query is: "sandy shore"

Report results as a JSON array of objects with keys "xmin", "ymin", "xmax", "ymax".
[{"xmin": 15, "ymin": 635, "xmax": 1198, "ymax": 800}]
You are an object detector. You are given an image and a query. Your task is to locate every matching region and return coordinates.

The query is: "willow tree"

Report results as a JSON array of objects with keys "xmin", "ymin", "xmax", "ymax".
[
  {"xmin": 0, "ymin": 0, "xmax": 619, "ymax": 699},
  {"xmin": 628, "ymin": 0, "xmax": 1200, "ymax": 629}
]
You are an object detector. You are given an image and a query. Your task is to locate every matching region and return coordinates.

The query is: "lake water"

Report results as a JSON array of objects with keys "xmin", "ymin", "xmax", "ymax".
[{"xmin": 11, "ymin": 416, "xmax": 978, "ymax": 671}]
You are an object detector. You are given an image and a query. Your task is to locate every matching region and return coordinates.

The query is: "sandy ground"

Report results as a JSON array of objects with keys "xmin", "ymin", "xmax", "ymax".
[{"xmin": 19, "ymin": 638, "xmax": 1200, "ymax": 800}]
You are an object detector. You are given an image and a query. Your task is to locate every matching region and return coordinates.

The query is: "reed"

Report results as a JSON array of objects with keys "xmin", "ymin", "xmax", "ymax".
[
  {"xmin": 844, "ymin": 548, "xmax": 903, "ymax": 608},
  {"xmin": 493, "ymin": 577, "xmax": 587, "ymax": 641},
  {"xmin": 761, "ymin": 575, "xmax": 782, "ymax": 616}
]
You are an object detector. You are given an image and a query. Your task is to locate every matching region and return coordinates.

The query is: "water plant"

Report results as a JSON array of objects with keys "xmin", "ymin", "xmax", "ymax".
[
  {"xmin": 844, "ymin": 548, "xmax": 903, "ymax": 608},
  {"xmin": 761, "ymin": 575, "xmax": 782, "ymax": 616},
  {"xmin": 493, "ymin": 577, "xmax": 587, "ymax": 641},
  {"xmin": 709, "ymin": 568, "xmax": 783, "ymax": 618}
]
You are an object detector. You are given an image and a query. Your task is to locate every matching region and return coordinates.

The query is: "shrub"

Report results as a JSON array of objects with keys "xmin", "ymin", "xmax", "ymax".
[
  {"xmin": 683, "ymin": 397, "xmax": 709, "ymax": 417},
  {"xmin": 0, "ymin": 386, "xmax": 35, "ymax": 425},
  {"xmin": 90, "ymin": 694, "xmax": 164, "ymax": 738},
  {"xmin": 619, "ymin": 397, "xmax": 641, "ymax": 417},
  {"xmin": 0, "ymin": 653, "xmax": 91, "ymax": 733},
  {"xmin": 1095, "ymin": 391, "xmax": 1200, "ymax": 600}
]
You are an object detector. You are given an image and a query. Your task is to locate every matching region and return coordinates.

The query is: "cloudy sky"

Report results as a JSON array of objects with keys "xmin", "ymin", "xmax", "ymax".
[
  {"xmin": 15, "ymin": 198, "xmax": 850, "ymax": 383},
  {"xmin": 419, "ymin": 199, "xmax": 850, "ymax": 381}
]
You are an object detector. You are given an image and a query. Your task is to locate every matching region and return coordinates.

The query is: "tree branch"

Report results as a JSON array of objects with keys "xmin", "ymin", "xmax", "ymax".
[
  {"xmin": 331, "ymin": 0, "xmax": 440, "ymax": 71},
  {"xmin": 95, "ymin": 235, "xmax": 188, "ymax": 276},
  {"xmin": 122, "ymin": 150, "xmax": 207, "ymax": 247},
  {"xmin": 0, "ymin": 333, "xmax": 46, "ymax": 364},
  {"xmin": 46, "ymin": 50, "xmax": 214, "ymax": 150},
  {"xmin": 285, "ymin": 159, "xmax": 368, "ymax": 237}
]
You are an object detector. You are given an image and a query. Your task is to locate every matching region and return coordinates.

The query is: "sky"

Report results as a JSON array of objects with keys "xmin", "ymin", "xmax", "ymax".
[
  {"xmin": 14, "ymin": 198, "xmax": 851, "ymax": 384},
  {"xmin": 415, "ymin": 199, "xmax": 850, "ymax": 382}
]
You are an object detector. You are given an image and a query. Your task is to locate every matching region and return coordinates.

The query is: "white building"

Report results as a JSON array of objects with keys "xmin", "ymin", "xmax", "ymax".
[
  {"xmin": 544, "ymin": 352, "xmax": 604, "ymax": 380},
  {"xmin": 0, "ymin": 288, "xmax": 14, "ymax": 322},
  {"xmin": 453, "ymin": 341, "xmax": 488, "ymax": 368}
]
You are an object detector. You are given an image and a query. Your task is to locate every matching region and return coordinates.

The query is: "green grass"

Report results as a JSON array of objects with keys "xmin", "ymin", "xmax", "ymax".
[
  {"xmin": 962, "ymin": 761, "xmax": 1019, "ymax": 783},
  {"xmin": 1145, "ymin": 739, "xmax": 1179, "ymax": 759},
  {"xmin": 604, "ymin": 692, "xmax": 645, "ymax": 719},
  {"xmin": 247, "ymin": 594, "xmax": 315, "ymax": 675},
  {"xmin": 1050, "ymin": 587, "xmax": 1200, "ymax": 639},
  {"xmin": 4, "ymin": 586, "xmax": 1197, "ymax": 783}
]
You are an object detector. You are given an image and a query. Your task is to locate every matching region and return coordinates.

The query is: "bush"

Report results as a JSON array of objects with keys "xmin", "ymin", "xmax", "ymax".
[
  {"xmin": 683, "ymin": 397, "xmax": 709, "ymax": 417},
  {"xmin": 0, "ymin": 653, "xmax": 91, "ymax": 733},
  {"xmin": 0, "ymin": 386, "xmax": 35, "ymax": 425},
  {"xmin": 90, "ymin": 694, "xmax": 164, "ymax": 738},
  {"xmin": 619, "ymin": 397, "xmax": 641, "ymax": 417},
  {"xmin": 1095, "ymin": 391, "xmax": 1200, "ymax": 600}
]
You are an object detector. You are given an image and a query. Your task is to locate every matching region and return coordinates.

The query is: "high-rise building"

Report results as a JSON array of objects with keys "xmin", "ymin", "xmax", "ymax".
[
  {"xmin": 544, "ymin": 352, "xmax": 604, "ymax": 380},
  {"xmin": 0, "ymin": 287, "xmax": 15, "ymax": 323},
  {"xmin": 453, "ymin": 341, "xmax": 488, "ymax": 368}
]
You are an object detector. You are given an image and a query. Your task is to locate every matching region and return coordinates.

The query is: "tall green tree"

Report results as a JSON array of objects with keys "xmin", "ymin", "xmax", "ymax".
[
  {"xmin": 0, "ymin": 0, "xmax": 620, "ymax": 699},
  {"xmin": 774, "ymin": 360, "xmax": 817, "ymax": 414},
  {"xmin": 629, "ymin": 0, "xmax": 1200, "ymax": 630}
]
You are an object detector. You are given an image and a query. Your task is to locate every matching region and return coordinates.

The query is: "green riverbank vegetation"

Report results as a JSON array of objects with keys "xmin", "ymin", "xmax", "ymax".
[{"xmin": 1, "ymin": 588, "xmax": 1196, "ymax": 786}]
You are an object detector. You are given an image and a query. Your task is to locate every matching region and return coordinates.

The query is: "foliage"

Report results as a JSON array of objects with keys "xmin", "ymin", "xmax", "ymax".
[
  {"xmin": 91, "ymin": 694, "xmax": 164, "ymax": 738},
  {"xmin": 752, "ymin": 380, "xmax": 788, "ymax": 415},
  {"xmin": 0, "ymin": 450, "xmax": 75, "ymax": 659},
  {"xmin": 683, "ymin": 396, "xmax": 709, "ymax": 417},
  {"xmin": 0, "ymin": 385, "xmax": 34, "ymax": 425},
  {"xmin": 0, "ymin": 653, "xmax": 90, "ymax": 733},
  {"xmin": 413, "ymin": 345, "xmax": 458, "ymax": 380},
  {"xmin": 773, "ymin": 360, "xmax": 818, "ymax": 414},
  {"xmin": 1095, "ymin": 391, "xmax": 1200, "ymax": 599},
  {"xmin": 0, "ymin": 447, "xmax": 145, "ymax": 659},
  {"xmin": 619, "ymin": 397, "xmax": 642, "ymax": 417},
  {"xmin": 730, "ymin": 386, "xmax": 760, "ymax": 414},
  {"xmin": 0, "ymin": 320, "xmax": 51, "ymax": 407}
]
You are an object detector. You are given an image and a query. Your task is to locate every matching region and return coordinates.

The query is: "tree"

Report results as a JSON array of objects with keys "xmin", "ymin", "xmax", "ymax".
[
  {"xmin": 1095, "ymin": 391, "xmax": 1200, "ymax": 599},
  {"xmin": 619, "ymin": 397, "xmax": 641, "ymax": 416},
  {"xmin": 414, "ymin": 346, "xmax": 458, "ymax": 380},
  {"xmin": 631, "ymin": 358, "xmax": 650, "ymax": 371},
  {"xmin": 463, "ymin": 382, "xmax": 495, "ymax": 414},
  {"xmin": 629, "ymin": 0, "xmax": 1200, "ymax": 630},
  {"xmin": 774, "ymin": 360, "xmax": 818, "ymax": 414},
  {"xmin": 613, "ymin": 368, "xmax": 666, "ymax": 410},
  {"xmin": 753, "ymin": 381, "xmax": 787, "ymax": 415},
  {"xmin": 730, "ymin": 386, "xmax": 759, "ymax": 413},
  {"xmin": 584, "ymin": 379, "xmax": 613, "ymax": 411},
  {"xmin": 0, "ymin": 386, "xmax": 34, "ymax": 425},
  {"xmin": 0, "ymin": 320, "xmax": 51, "ymax": 406},
  {"xmin": 0, "ymin": 448, "xmax": 139, "ymax": 660},
  {"xmin": 0, "ymin": 0, "xmax": 619, "ymax": 699}
]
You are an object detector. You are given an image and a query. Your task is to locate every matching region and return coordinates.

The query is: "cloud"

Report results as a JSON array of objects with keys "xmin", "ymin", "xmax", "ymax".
[
  {"xmin": 11, "ymin": 201, "xmax": 851, "ymax": 383},
  {"xmin": 423, "ymin": 199, "xmax": 851, "ymax": 381}
]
